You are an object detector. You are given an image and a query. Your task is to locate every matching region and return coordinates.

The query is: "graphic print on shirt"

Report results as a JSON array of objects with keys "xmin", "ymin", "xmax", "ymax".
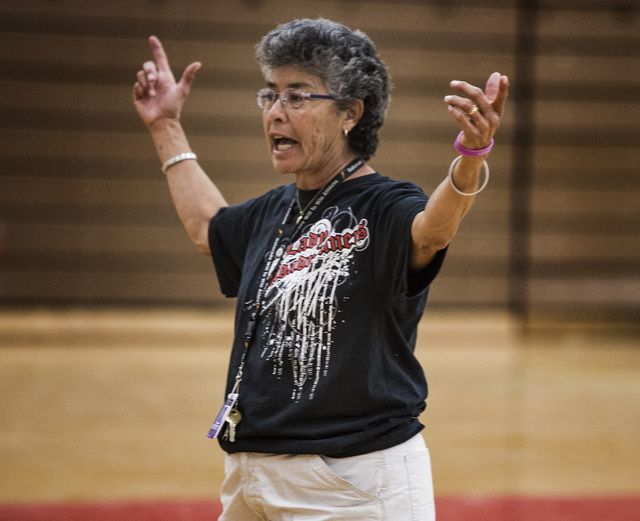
[{"xmin": 257, "ymin": 206, "xmax": 370, "ymax": 401}]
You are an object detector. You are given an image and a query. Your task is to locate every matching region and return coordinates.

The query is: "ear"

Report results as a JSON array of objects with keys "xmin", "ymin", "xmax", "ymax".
[{"xmin": 343, "ymin": 98, "xmax": 364, "ymax": 133}]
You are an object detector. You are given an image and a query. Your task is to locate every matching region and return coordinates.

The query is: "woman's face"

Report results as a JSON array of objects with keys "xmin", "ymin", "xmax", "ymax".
[{"xmin": 262, "ymin": 65, "xmax": 354, "ymax": 186}]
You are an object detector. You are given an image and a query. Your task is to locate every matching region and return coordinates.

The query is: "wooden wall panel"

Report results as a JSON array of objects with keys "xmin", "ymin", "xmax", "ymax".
[{"xmin": 0, "ymin": 0, "xmax": 638, "ymax": 316}]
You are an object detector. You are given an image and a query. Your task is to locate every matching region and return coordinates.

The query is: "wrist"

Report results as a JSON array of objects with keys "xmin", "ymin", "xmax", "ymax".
[
  {"xmin": 148, "ymin": 116, "xmax": 182, "ymax": 134},
  {"xmin": 455, "ymin": 131, "xmax": 494, "ymax": 157},
  {"xmin": 148, "ymin": 119, "xmax": 192, "ymax": 164}
]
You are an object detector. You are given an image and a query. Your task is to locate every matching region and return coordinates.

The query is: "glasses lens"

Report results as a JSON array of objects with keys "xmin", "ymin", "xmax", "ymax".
[
  {"xmin": 257, "ymin": 89, "xmax": 276, "ymax": 109},
  {"xmin": 282, "ymin": 89, "xmax": 305, "ymax": 109}
]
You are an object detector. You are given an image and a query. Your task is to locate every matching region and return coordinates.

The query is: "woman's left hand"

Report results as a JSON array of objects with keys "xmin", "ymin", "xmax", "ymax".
[{"xmin": 444, "ymin": 72, "xmax": 509, "ymax": 150}]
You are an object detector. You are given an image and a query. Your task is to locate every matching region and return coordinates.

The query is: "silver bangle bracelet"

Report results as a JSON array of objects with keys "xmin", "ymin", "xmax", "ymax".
[
  {"xmin": 161, "ymin": 152, "xmax": 198, "ymax": 174},
  {"xmin": 447, "ymin": 155, "xmax": 490, "ymax": 196}
]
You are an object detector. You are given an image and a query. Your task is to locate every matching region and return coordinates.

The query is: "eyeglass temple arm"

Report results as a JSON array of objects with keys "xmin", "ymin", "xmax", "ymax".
[{"xmin": 307, "ymin": 94, "xmax": 335, "ymax": 100}]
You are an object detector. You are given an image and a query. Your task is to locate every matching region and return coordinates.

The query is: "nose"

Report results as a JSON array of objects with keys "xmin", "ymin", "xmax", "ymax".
[{"xmin": 266, "ymin": 95, "xmax": 287, "ymax": 121}]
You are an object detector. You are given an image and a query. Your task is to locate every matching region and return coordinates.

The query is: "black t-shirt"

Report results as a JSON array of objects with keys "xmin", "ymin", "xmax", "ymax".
[{"xmin": 208, "ymin": 172, "xmax": 447, "ymax": 457}]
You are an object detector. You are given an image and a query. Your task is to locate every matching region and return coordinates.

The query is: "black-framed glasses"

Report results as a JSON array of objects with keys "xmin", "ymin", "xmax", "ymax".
[{"xmin": 256, "ymin": 88, "xmax": 335, "ymax": 110}]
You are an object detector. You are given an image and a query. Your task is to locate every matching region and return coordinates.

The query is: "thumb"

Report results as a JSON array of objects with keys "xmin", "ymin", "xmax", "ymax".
[{"xmin": 178, "ymin": 61, "xmax": 201, "ymax": 96}]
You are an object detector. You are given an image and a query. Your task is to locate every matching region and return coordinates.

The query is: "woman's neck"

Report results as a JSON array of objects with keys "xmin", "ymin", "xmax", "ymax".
[{"xmin": 294, "ymin": 156, "xmax": 372, "ymax": 190}]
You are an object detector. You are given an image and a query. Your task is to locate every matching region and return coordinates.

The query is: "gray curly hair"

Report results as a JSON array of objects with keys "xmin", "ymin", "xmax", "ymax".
[{"xmin": 255, "ymin": 18, "xmax": 391, "ymax": 162}]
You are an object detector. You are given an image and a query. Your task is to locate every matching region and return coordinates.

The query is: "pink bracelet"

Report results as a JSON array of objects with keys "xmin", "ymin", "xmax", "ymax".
[{"xmin": 454, "ymin": 131, "xmax": 494, "ymax": 157}]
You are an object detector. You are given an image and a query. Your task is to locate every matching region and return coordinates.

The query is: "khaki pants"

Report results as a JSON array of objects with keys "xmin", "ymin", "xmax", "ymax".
[{"xmin": 219, "ymin": 434, "xmax": 435, "ymax": 521}]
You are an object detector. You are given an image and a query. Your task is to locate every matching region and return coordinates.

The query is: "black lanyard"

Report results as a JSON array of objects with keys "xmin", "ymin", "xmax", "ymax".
[{"xmin": 231, "ymin": 157, "xmax": 364, "ymax": 392}]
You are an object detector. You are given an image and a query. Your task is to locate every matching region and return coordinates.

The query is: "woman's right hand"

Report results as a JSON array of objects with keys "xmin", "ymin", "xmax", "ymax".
[{"xmin": 133, "ymin": 36, "xmax": 201, "ymax": 129}]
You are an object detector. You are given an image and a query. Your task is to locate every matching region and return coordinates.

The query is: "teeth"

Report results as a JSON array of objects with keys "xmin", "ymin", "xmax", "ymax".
[{"xmin": 274, "ymin": 137, "xmax": 296, "ymax": 151}]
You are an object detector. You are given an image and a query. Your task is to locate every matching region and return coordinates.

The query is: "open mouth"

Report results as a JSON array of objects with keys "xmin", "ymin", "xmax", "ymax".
[{"xmin": 274, "ymin": 137, "xmax": 298, "ymax": 151}]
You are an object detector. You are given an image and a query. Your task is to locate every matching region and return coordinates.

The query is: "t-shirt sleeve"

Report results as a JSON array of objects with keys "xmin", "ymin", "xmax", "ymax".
[
  {"xmin": 207, "ymin": 186, "xmax": 293, "ymax": 298},
  {"xmin": 373, "ymin": 182, "xmax": 447, "ymax": 298},
  {"xmin": 208, "ymin": 203, "xmax": 253, "ymax": 298}
]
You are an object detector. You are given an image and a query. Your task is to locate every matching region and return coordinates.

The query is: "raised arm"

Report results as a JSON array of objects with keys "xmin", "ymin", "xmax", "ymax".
[
  {"xmin": 133, "ymin": 36, "xmax": 228, "ymax": 256},
  {"xmin": 409, "ymin": 72, "xmax": 509, "ymax": 272}
]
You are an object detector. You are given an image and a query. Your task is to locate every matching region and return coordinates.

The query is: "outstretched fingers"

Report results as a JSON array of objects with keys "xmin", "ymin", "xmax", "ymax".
[
  {"xmin": 445, "ymin": 81, "xmax": 489, "ymax": 140},
  {"xmin": 491, "ymin": 75, "xmax": 510, "ymax": 116},
  {"xmin": 148, "ymin": 35, "xmax": 201, "ymax": 99},
  {"xmin": 484, "ymin": 72, "xmax": 502, "ymax": 104},
  {"xmin": 450, "ymin": 80, "xmax": 494, "ymax": 117},
  {"xmin": 149, "ymin": 35, "xmax": 171, "ymax": 73},
  {"xmin": 444, "ymin": 73, "xmax": 509, "ymax": 148}
]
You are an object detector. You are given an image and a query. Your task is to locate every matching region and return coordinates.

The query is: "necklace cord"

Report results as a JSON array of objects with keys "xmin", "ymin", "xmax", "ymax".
[{"xmin": 296, "ymin": 189, "xmax": 322, "ymax": 221}]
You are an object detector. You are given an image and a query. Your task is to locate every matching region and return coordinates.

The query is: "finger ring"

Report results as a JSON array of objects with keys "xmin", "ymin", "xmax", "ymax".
[{"xmin": 468, "ymin": 105, "xmax": 479, "ymax": 116}]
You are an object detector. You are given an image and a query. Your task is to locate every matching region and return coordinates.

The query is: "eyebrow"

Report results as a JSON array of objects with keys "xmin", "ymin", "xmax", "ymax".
[{"xmin": 265, "ymin": 81, "xmax": 313, "ymax": 90}]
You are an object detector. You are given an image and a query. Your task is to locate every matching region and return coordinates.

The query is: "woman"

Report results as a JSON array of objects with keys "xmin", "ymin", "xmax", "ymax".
[{"xmin": 134, "ymin": 18, "xmax": 508, "ymax": 521}]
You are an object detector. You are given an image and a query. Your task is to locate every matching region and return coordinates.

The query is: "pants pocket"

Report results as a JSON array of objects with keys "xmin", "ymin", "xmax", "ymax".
[{"xmin": 315, "ymin": 452, "xmax": 385, "ymax": 501}]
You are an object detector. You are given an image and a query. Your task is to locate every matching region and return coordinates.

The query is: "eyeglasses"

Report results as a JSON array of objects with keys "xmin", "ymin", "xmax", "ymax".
[{"xmin": 256, "ymin": 88, "xmax": 335, "ymax": 110}]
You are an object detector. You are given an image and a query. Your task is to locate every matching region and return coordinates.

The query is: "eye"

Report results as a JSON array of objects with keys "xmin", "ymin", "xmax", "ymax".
[
  {"xmin": 256, "ymin": 89, "xmax": 278, "ymax": 108},
  {"xmin": 286, "ymin": 91, "xmax": 305, "ymax": 104},
  {"xmin": 261, "ymin": 91, "xmax": 276, "ymax": 103}
]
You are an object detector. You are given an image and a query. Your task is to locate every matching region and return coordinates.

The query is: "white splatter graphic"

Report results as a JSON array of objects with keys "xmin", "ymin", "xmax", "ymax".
[{"xmin": 257, "ymin": 207, "xmax": 370, "ymax": 401}]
